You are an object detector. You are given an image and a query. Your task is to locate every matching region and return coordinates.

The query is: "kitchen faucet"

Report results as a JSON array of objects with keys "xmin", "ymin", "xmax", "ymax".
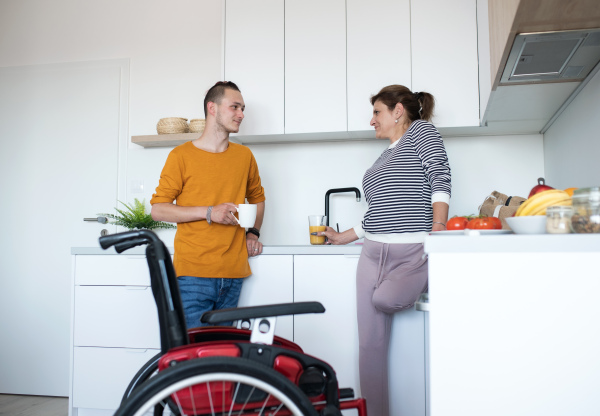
[{"xmin": 325, "ymin": 187, "xmax": 362, "ymax": 227}]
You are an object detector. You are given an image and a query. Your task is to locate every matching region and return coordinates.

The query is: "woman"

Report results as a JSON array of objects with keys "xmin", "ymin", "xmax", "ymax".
[{"xmin": 320, "ymin": 85, "xmax": 451, "ymax": 416}]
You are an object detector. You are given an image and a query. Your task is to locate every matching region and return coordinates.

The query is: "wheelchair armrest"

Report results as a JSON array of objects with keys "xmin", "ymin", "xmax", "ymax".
[{"xmin": 201, "ymin": 301, "xmax": 325, "ymax": 324}]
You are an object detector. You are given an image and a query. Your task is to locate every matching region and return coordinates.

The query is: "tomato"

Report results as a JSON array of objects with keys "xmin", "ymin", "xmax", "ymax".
[
  {"xmin": 466, "ymin": 217, "xmax": 502, "ymax": 230},
  {"xmin": 446, "ymin": 216, "xmax": 469, "ymax": 230},
  {"xmin": 489, "ymin": 217, "xmax": 502, "ymax": 229}
]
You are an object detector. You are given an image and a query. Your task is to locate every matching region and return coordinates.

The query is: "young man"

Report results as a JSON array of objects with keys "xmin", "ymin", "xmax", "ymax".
[{"xmin": 150, "ymin": 81, "xmax": 266, "ymax": 329}]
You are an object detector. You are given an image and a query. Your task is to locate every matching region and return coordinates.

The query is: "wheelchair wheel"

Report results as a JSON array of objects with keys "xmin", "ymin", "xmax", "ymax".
[{"xmin": 115, "ymin": 356, "xmax": 319, "ymax": 416}]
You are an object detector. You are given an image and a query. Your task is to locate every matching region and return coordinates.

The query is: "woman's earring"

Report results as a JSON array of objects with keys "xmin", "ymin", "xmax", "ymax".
[{"xmin": 395, "ymin": 119, "xmax": 399, "ymax": 124}]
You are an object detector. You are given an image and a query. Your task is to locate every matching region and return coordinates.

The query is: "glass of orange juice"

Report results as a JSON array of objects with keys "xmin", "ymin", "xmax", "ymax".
[{"xmin": 308, "ymin": 215, "xmax": 327, "ymax": 245}]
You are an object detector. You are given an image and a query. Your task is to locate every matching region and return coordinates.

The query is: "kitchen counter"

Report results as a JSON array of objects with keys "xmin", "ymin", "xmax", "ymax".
[
  {"xmin": 425, "ymin": 231, "xmax": 600, "ymax": 253},
  {"xmin": 71, "ymin": 244, "xmax": 364, "ymax": 256},
  {"xmin": 424, "ymin": 231, "xmax": 600, "ymax": 416}
]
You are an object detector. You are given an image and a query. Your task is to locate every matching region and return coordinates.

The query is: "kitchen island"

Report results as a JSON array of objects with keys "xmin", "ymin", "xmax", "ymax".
[
  {"xmin": 69, "ymin": 243, "xmax": 427, "ymax": 416},
  {"xmin": 424, "ymin": 233, "xmax": 600, "ymax": 416}
]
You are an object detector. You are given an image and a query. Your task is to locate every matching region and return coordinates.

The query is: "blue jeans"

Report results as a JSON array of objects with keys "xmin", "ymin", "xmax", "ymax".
[{"xmin": 177, "ymin": 276, "xmax": 244, "ymax": 329}]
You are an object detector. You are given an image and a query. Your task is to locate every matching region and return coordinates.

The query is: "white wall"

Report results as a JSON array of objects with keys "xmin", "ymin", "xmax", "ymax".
[
  {"xmin": 544, "ymin": 68, "xmax": 600, "ymax": 189},
  {"xmin": 0, "ymin": 0, "xmax": 223, "ymax": 397}
]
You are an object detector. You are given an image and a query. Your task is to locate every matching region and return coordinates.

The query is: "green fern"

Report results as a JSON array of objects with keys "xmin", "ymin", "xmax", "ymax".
[{"xmin": 99, "ymin": 198, "xmax": 176, "ymax": 230}]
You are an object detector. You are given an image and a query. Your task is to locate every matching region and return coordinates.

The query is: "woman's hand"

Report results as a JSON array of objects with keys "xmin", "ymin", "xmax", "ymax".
[
  {"xmin": 318, "ymin": 227, "xmax": 359, "ymax": 245},
  {"xmin": 431, "ymin": 222, "xmax": 446, "ymax": 232},
  {"xmin": 246, "ymin": 233, "xmax": 263, "ymax": 256}
]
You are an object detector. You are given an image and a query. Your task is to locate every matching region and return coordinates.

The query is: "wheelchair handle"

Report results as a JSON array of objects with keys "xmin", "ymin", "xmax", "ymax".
[
  {"xmin": 201, "ymin": 301, "xmax": 325, "ymax": 324},
  {"xmin": 99, "ymin": 230, "xmax": 162, "ymax": 252}
]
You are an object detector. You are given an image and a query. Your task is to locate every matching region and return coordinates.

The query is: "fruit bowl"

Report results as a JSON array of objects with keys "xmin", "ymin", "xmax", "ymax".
[{"xmin": 505, "ymin": 216, "xmax": 547, "ymax": 234}]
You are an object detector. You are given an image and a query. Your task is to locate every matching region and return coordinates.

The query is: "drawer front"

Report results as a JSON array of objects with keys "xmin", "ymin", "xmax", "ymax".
[
  {"xmin": 72, "ymin": 346, "xmax": 159, "ymax": 410},
  {"xmin": 74, "ymin": 286, "xmax": 160, "ymax": 348},
  {"xmin": 75, "ymin": 255, "xmax": 150, "ymax": 286}
]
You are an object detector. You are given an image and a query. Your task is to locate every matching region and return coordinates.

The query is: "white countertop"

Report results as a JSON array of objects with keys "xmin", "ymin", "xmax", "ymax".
[
  {"xmin": 71, "ymin": 244, "xmax": 364, "ymax": 256},
  {"xmin": 425, "ymin": 231, "xmax": 600, "ymax": 253}
]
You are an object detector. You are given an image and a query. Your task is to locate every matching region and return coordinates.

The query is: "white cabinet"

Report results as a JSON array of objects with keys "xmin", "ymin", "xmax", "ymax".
[
  {"xmin": 284, "ymin": 0, "xmax": 347, "ymax": 134},
  {"xmin": 70, "ymin": 254, "xmax": 160, "ymax": 416},
  {"xmin": 347, "ymin": 0, "xmax": 412, "ymax": 131},
  {"xmin": 223, "ymin": 0, "xmax": 480, "ymax": 140},
  {"xmin": 411, "ymin": 0, "xmax": 480, "ymax": 128},
  {"xmin": 293, "ymin": 255, "xmax": 361, "ymax": 398},
  {"xmin": 72, "ymin": 347, "xmax": 157, "ymax": 411},
  {"xmin": 238, "ymin": 255, "xmax": 294, "ymax": 340},
  {"xmin": 425, "ymin": 235, "xmax": 600, "ymax": 416},
  {"xmin": 225, "ymin": 0, "xmax": 285, "ymax": 136}
]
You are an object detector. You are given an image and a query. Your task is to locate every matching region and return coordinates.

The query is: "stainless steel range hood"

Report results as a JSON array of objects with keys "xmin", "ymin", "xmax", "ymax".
[{"xmin": 500, "ymin": 28, "xmax": 600, "ymax": 85}]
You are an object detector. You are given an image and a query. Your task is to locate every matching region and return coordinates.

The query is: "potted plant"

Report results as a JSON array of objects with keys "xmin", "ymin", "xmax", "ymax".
[{"xmin": 99, "ymin": 198, "xmax": 176, "ymax": 231}]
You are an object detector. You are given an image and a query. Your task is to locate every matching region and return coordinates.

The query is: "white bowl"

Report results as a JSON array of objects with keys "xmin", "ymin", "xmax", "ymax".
[{"xmin": 505, "ymin": 216, "xmax": 547, "ymax": 234}]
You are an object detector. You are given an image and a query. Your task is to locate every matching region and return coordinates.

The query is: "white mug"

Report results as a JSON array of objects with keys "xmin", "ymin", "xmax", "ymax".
[{"xmin": 236, "ymin": 204, "xmax": 257, "ymax": 228}]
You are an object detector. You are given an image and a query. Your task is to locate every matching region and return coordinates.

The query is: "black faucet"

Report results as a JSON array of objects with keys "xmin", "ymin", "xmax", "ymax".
[{"xmin": 325, "ymin": 187, "xmax": 362, "ymax": 226}]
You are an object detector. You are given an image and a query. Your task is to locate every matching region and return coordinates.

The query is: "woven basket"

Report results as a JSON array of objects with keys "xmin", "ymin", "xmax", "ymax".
[
  {"xmin": 189, "ymin": 119, "xmax": 206, "ymax": 133},
  {"xmin": 157, "ymin": 117, "xmax": 189, "ymax": 134}
]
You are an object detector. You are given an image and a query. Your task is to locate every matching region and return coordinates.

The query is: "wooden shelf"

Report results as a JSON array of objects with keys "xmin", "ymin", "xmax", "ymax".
[{"xmin": 131, "ymin": 133, "xmax": 200, "ymax": 148}]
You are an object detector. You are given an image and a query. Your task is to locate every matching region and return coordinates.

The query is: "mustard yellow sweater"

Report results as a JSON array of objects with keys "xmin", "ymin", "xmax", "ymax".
[{"xmin": 151, "ymin": 141, "xmax": 265, "ymax": 278}]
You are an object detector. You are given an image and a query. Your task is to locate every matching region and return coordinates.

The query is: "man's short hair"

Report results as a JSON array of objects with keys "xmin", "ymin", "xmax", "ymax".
[{"xmin": 203, "ymin": 81, "xmax": 241, "ymax": 117}]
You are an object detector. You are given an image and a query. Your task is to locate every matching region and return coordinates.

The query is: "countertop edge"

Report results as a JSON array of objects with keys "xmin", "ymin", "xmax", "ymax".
[
  {"xmin": 424, "ymin": 233, "xmax": 600, "ymax": 253},
  {"xmin": 71, "ymin": 245, "xmax": 364, "ymax": 256}
]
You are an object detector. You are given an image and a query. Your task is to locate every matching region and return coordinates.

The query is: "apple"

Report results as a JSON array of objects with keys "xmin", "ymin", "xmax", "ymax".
[{"xmin": 528, "ymin": 177, "xmax": 554, "ymax": 198}]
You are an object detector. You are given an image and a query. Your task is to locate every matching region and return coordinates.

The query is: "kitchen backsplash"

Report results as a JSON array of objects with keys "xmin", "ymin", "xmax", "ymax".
[{"xmin": 129, "ymin": 133, "xmax": 544, "ymax": 246}]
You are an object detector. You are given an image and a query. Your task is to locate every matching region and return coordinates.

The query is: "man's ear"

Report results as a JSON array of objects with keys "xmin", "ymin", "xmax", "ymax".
[{"xmin": 207, "ymin": 101, "xmax": 217, "ymax": 117}]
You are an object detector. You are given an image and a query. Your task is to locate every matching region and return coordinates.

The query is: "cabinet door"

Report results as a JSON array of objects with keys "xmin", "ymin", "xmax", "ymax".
[
  {"xmin": 75, "ymin": 255, "xmax": 149, "ymax": 286},
  {"xmin": 74, "ymin": 286, "xmax": 160, "ymax": 348},
  {"xmin": 285, "ymin": 0, "xmax": 347, "ymax": 134},
  {"xmin": 238, "ymin": 255, "xmax": 294, "ymax": 340},
  {"xmin": 225, "ymin": 0, "xmax": 284, "ymax": 136},
  {"xmin": 293, "ymin": 255, "xmax": 361, "ymax": 396},
  {"xmin": 411, "ymin": 0, "xmax": 480, "ymax": 128},
  {"xmin": 428, "ymin": 252, "xmax": 600, "ymax": 416},
  {"xmin": 347, "ymin": 0, "xmax": 412, "ymax": 132},
  {"xmin": 72, "ymin": 346, "xmax": 159, "ymax": 410}
]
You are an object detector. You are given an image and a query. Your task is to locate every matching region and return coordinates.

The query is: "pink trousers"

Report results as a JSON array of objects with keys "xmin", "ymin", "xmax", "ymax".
[{"xmin": 356, "ymin": 239, "xmax": 428, "ymax": 416}]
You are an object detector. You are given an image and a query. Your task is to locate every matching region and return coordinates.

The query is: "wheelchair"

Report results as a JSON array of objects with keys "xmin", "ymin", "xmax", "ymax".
[{"xmin": 99, "ymin": 230, "xmax": 367, "ymax": 416}]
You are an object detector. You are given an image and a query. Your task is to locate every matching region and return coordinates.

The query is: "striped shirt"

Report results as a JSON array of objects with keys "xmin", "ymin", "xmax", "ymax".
[{"xmin": 358, "ymin": 120, "xmax": 451, "ymax": 241}]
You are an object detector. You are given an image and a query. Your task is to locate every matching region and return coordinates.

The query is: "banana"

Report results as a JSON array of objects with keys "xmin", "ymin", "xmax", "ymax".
[
  {"xmin": 516, "ymin": 190, "xmax": 570, "ymax": 216},
  {"xmin": 515, "ymin": 189, "xmax": 568, "ymax": 216},
  {"xmin": 527, "ymin": 196, "xmax": 572, "ymax": 216}
]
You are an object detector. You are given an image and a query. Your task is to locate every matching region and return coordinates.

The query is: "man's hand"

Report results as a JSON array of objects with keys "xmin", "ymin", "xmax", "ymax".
[
  {"xmin": 246, "ymin": 233, "xmax": 263, "ymax": 256},
  {"xmin": 210, "ymin": 203, "xmax": 240, "ymax": 225}
]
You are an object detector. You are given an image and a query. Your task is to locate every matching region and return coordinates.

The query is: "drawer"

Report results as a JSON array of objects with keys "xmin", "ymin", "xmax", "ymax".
[
  {"xmin": 74, "ymin": 286, "xmax": 160, "ymax": 348},
  {"xmin": 75, "ymin": 255, "xmax": 150, "ymax": 286},
  {"xmin": 72, "ymin": 346, "xmax": 159, "ymax": 410}
]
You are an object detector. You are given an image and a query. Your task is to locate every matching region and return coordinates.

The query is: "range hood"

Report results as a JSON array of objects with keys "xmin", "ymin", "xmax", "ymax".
[{"xmin": 500, "ymin": 28, "xmax": 600, "ymax": 85}]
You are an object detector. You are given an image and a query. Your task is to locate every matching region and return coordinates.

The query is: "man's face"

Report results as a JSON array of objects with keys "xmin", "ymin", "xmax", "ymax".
[{"xmin": 214, "ymin": 88, "xmax": 245, "ymax": 133}]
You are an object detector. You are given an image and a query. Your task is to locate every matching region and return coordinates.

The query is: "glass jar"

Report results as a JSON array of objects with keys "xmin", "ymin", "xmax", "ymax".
[
  {"xmin": 546, "ymin": 206, "xmax": 573, "ymax": 234},
  {"xmin": 570, "ymin": 187, "xmax": 600, "ymax": 233}
]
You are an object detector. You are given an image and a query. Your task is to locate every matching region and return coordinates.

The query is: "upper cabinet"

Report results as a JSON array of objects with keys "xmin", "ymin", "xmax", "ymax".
[
  {"xmin": 225, "ymin": 0, "xmax": 285, "ymax": 136},
  {"xmin": 214, "ymin": 0, "xmax": 481, "ymax": 145},
  {"xmin": 412, "ymin": 0, "xmax": 480, "ymax": 128},
  {"xmin": 285, "ymin": 0, "xmax": 347, "ymax": 134},
  {"xmin": 346, "ymin": 0, "xmax": 412, "ymax": 132}
]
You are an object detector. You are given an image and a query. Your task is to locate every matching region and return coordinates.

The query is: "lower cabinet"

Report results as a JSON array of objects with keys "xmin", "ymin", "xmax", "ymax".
[
  {"xmin": 70, "ymin": 254, "xmax": 160, "ymax": 416},
  {"xmin": 238, "ymin": 255, "xmax": 294, "ymax": 340},
  {"xmin": 293, "ymin": 255, "xmax": 362, "ymax": 402},
  {"xmin": 70, "ymin": 252, "xmax": 427, "ymax": 416}
]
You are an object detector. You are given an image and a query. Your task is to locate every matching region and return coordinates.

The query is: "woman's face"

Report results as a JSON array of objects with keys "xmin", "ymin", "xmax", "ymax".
[{"xmin": 370, "ymin": 100, "xmax": 397, "ymax": 139}]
